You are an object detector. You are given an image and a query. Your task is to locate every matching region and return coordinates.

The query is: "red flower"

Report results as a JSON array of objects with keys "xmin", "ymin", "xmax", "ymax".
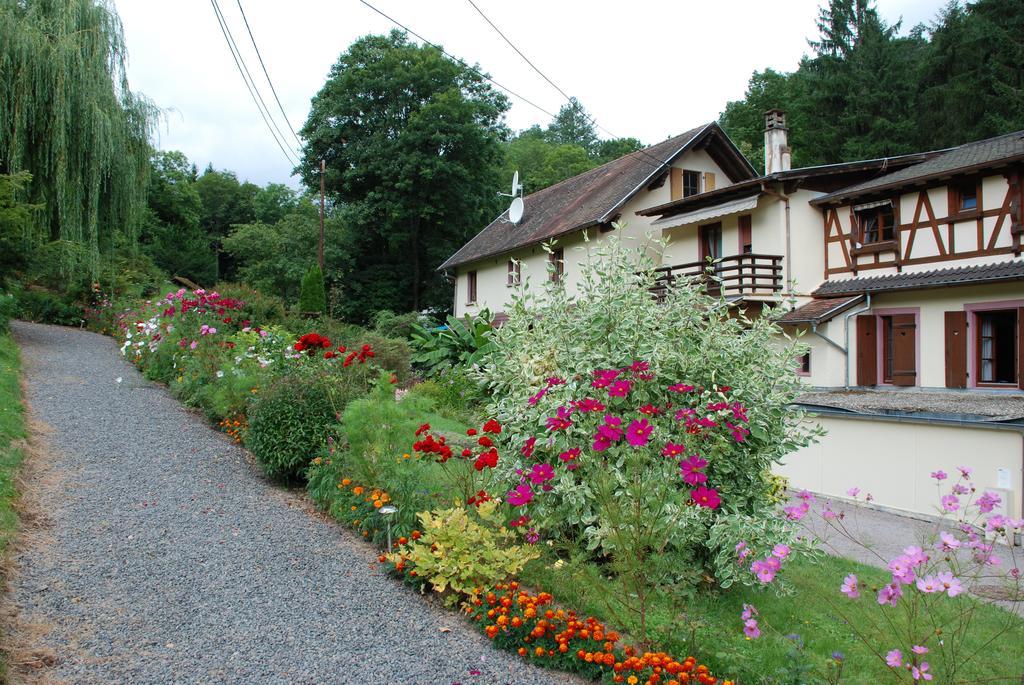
[
  {"xmin": 466, "ymin": 428, "xmax": 478, "ymax": 436},
  {"xmin": 415, "ymin": 423, "xmax": 431, "ymax": 436},
  {"xmin": 474, "ymin": 449, "xmax": 498, "ymax": 471},
  {"xmin": 478, "ymin": 436, "xmax": 494, "ymax": 448},
  {"xmin": 482, "ymin": 419, "xmax": 502, "ymax": 434}
]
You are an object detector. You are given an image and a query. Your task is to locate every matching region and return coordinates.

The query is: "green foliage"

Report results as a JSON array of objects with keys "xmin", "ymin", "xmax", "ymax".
[
  {"xmin": 298, "ymin": 31, "xmax": 509, "ymax": 316},
  {"xmin": 299, "ymin": 264, "xmax": 327, "ymax": 315},
  {"xmin": 14, "ymin": 289, "xmax": 83, "ymax": 326},
  {"xmin": 194, "ymin": 165, "xmax": 258, "ymax": 280},
  {"xmin": 388, "ymin": 500, "xmax": 539, "ymax": 605},
  {"xmin": 246, "ymin": 366, "xmax": 363, "ymax": 482},
  {"xmin": 370, "ymin": 309, "xmax": 421, "ymax": 340},
  {"xmin": 0, "ymin": 0, "xmax": 156, "ymax": 282},
  {"xmin": 410, "ymin": 310, "xmax": 496, "ymax": 375},
  {"xmin": 0, "ymin": 292, "xmax": 14, "ymax": 332},
  {"xmin": 214, "ymin": 283, "xmax": 288, "ymax": 326},
  {"xmin": 298, "ymin": 319, "xmax": 412, "ymax": 383},
  {"xmin": 0, "ymin": 332, "xmax": 26, "ymax": 577},
  {"xmin": 406, "ymin": 364, "xmax": 487, "ymax": 419},
  {"xmin": 0, "ymin": 172, "xmax": 40, "ymax": 285}
]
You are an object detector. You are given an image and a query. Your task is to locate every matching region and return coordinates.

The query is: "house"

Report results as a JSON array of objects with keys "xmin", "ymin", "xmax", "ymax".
[
  {"xmin": 437, "ymin": 122, "xmax": 757, "ymax": 318},
  {"xmin": 439, "ymin": 114, "xmax": 1024, "ymax": 531}
]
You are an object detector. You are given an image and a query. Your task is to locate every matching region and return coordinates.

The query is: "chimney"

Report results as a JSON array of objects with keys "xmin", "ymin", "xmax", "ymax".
[{"xmin": 763, "ymin": 109, "xmax": 791, "ymax": 175}]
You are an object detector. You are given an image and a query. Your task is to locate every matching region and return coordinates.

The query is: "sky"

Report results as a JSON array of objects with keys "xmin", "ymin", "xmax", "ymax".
[{"xmin": 115, "ymin": 0, "xmax": 946, "ymax": 191}]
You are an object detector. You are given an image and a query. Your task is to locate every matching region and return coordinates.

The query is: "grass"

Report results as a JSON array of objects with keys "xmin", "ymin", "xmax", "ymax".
[
  {"xmin": 523, "ymin": 550, "xmax": 1024, "ymax": 684},
  {"xmin": 0, "ymin": 331, "xmax": 25, "ymax": 557}
]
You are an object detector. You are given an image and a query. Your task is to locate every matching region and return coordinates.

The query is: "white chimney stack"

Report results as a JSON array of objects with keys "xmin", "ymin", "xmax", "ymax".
[{"xmin": 764, "ymin": 109, "xmax": 791, "ymax": 175}]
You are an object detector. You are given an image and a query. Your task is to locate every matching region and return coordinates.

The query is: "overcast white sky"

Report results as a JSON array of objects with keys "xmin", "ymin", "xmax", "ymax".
[{"xmin": 115, "ymin": 0, "xmax": 946, "ymax": 190}]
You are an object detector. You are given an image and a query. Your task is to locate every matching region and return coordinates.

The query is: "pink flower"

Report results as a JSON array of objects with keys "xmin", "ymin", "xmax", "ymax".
[
  {"xmin": 937, "ymin": 531, "xmax": 961, "ymax": 551},
  {"xmin": 741, "ymin": 603, "xmax": 757, "ymax": 621},
  {"xmin": 796, "ymin": 490, "xmax": 816, "ymax": 502},
  {"xmin": 506, "ymin": 483, "xmax": 533, "ymax": 507},
  {"xmin": 725, "ymin": 421, "xmax": 749, "ymax": 442},
  {"xmin": 591, "ymin": 369, "xmax": 621, "ymax": 389},
  {"xmin": 607, "ymin": 379, "xmax": 633, "ymax": 398},
  {"xmin": 521, "ymin": 436, "xmax": 537, "ymax": 458},
  {"xmin": 930, "ymin": 470, "xmax": 948, "ymax": 481},
  {"xmin": 661, "ymin": 442, "xmax": 686, "ymax": 458},
  {"xmin": 527, "ymin": 387, "xmax": 547, "ymax": 406},
  {"xmin": 189, "ymin": 340, "xmax": 198, "ymax": 350},
  {"xmin": 572, "ymin": 397, "xmax": 606, "ymax": 413},
  {"xmin": 911, "ymin": 645, "xmax": 928, "ymax": 655},
  {"xmin": 783, "ymin": 502, "xmax": 810, "ymax": 521},
  {"xmin": 637, "ymin": 404, "xmax": 662, "ymax": 416},
  {"xmin": 977, "ymin": 490, "xmax": 1002, "ymax": 514},
  {"xmin": 877, "ymin": 582, "xmax": 902, "ymax": 606},
  {"xmin": 941, "ymin": 494, "xmax": 960, "ymax": 512},
  {"xmin": 750, "ymin": 557, "xmax": 780, "ymax": 583},
  {"xmin": 840, "ymin": 573, "xmax": 859, "ymax": 598},
  {"xmin": 629, "ymin": 360, "xmax": 650, "ymax": 373},
  {"xmin": 679, "ymin": 455, "xmax": 708, "ymax": 485},
  {"xmin": 903, "ymin": 545, "xmax": 928, "ymax": 567},
  {"xmin": 592, "ymin": 415, "xmax": 624, "ymax": 452},
  {"xmin": 888, "ymin": 555, "xmax": 916, "ymax": 585},
  {"xmin": 743, "ymin": 619, "xmax": 760, "ymax": 639},
  {"xmin": 668, "ymin": 383, "xmax": 695, "ymax": 393},
  {"xmin": 772, "ymin": 543, "xmax": 791, "ymax": 560},
  {"xmin": 545, "ymin": 414, "xmax": 572, "ymax": 432},
  {"xmin": 690, "ymin": 486, "xmax": 721, "ymax": 510},
  {"xmin": 886, "ymin": 649, "xmax": 902, "ymax": 667},
  {"xmin": 558, "ymin": 447, "xmax": 580, "ymax": 463},
  {"xmin": 916, "ymin": 575, "xmax": 941, "ymax": 593},
  {"xmin": 625, "ymin": 419, "xmax": 653, "ymax": 447},
  {"xmin": 957, "ymin": 465, "xmax": 973, "ymax": 479},
  {"xmin": 528, "ymin": 463, "xmax": 554, "ymax": 485},
  {"xmin": 847, "ymin": 487, "xmax": 860, "ymax": 498},
  {"xmin": 936, "ymin": 571, "xmax": 963, "ymax": 597},
  {"xmin": 911, "ymin": 662, "xmax": 932, "ymax": 681}
]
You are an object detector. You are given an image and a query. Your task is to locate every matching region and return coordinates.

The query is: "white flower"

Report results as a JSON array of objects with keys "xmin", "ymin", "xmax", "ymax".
[
  {"xmin": 115, "ymin": 377, "xmax": 122, "ymax": 384},
  {"xmin": 216, "ymin": 370, "xmax": 224, "ymax": 378}
]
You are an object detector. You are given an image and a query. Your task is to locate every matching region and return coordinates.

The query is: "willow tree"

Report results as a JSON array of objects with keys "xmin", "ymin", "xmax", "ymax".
[{"xmin": 0, "ymin": 0, "xmax": 156, "ymax": 280}]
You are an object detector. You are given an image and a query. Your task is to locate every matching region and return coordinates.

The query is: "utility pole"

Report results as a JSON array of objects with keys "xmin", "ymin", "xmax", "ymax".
[{"xmin": 318, "ymin": 158, "xmax": 325, "ymax": 272}]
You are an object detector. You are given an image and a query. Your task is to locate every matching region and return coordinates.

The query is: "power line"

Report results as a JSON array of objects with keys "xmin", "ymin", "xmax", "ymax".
[
  {"xmin": 209, "ymin": 0, "xmax": 299, "ymax": 167},
  {"xmin": 463, "ymin": 0, "xmax": 672, "ymax": 174},
  {"xmin": 235, "ymin": 0, "xmax": 303, "ymax": 148}
]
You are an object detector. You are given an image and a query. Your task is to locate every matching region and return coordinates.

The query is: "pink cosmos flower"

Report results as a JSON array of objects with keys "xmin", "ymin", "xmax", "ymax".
[
  {"xmin": 668, "ymin": 383, "xmax": 695, "ymax": 393},
  {"xmin": 661, "ymin": 442, "xmax": 686, "ymax": 458},
  {"xmin": 957, "ymin": 465, "xmax": 973, "ymax": 479},
  {"xmin": 725, "ymin": 421, "xmax": 749, "ymax": 442},
  {"xmin": 545, "ymin": 411, "xmax": 573, "ymax": 432},
  {"xmin": 911, "ymin": 645, "xmax": 928, "ymax": 655},
  {"xmin": 625, "ymin": 419, "xmax": 653, "ymax": 447},
  {"xmin": 911, "ymin": 662, "xmax": 932, "ymax": 681},
  {"xmin": 772, "ymin": 543, "xmax": 791, "ymax": 560},
  {"xmin": 916, "ymin": 576, "xmax": 941, "ymax": 594},
  {"xmin": 607, "ymin": 379, "xmax": 632, "ymax": 398},
  {"xmin": 937, "ymin": 531, "xmax": 961, "ymax": 551},
  {"xmin": 751, "ymin": 557, "xmax": 780, "ymax": 583},
  {"xmin": 783, "ymin": 502, "xmax": 810, "ymax": 521},
  {"xmin": 521, "ymin": 436, "xmax": 537, "ymax": 458},
  {"xmin": 796, "ymin": 490, "xmax": 816, "ymax": 502},
  {"xmin": 877, "ymin": 582, "xmax": 902, "ymax": 606},
  {"xmin": 847, "ymin": 487, "xmax": 860, "ymax": 498},
  {"xmin": 930, "ymin": 470, "xmax": 948, "ymax": 481},
  {"xmin": 637, "ymin": 404, "xmax": 662, "ymax": 416},
  {"xmin": 951, "ymin": 483, "xmax": 969, "ymax": 495},
  {"xmin": 528, "ymin": 463, "xmax": 554, "ymax": 485},
  {"xmin": 506, "ymin": 483, "xmax": 533, "ymax": 507},
  {"xmin": 941, "ymin": 494, "xmax": 960, "ymax": 512},
  {"xmin": 977, "ymin": 490, "xmax": 1002, "ymax": 514},
  {"xmin": 986, "ymin": 515, "xmax": 1006, "ymax": 531},
  {"xmin": 743, "ymin": 619, "xmax": 760, "ymax": 639},
  {"xmin": 903, "ymin": 546, "xmax": 928, "ymax": 567},
  {"xmin": 741, "ymin": 603, "xmax": 757, "ymax": 621},
  {"xmin": 886, "ymin": 649, "xmax": 902, "ymax": 667},
  {"xmin": 936, "ymin": 571, "xmax": 963, "ymax": 597},
  {"xmin": 840, "ymin": 573, "xmax": 859, "ymax": 598},
  {"xmin": 679, "ymin": 455, "xmax": 708, "ymax": 485},
  {"xmin": 888, "ymin": 555, "xmax": 916, "ymax": 585},
  {"xmin": 690, "ymin": 486, "xmax": 721, "ymax": 510},
  {"xmin": 189, "ymin": 340, "xmax": 198, "ymax": 350}
]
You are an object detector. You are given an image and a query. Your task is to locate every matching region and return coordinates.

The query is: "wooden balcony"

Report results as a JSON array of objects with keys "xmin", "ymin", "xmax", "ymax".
[{"xmin": 650, "ymin": 253, "xmax": 784, "ymax": 300}]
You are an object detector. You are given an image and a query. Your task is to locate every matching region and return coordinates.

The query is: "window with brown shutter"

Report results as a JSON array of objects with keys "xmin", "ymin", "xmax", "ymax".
[
  {"xmin": 670, "ymin": 168, "xmax": 682, "ymax": 201},
  {"xmin": 738, "ymin": 215, "xmax": 752, "ymax": 254},
  {"xmin": 467, "ymin": 270, "xmax": 477, "ymax": 304},
  {"xmin": 506, "ymin": 259, "xmax": 521, "ymax": 287},
  {"xmin": 944, "ymin": 311, "xmax": 968, "ymax": 388},
  {"xmin": 856, "ymin": 315, "xmax": 877, "ymax": 386},
  {"xmin": 549, "ymin": 248, "xmax": 564, "ymax": 283},
  {"xmin": 704, "ymin": 171, "xmax": 716, "ymax": 192},
  {"xmin": 682, "ymin": 170, "xmax": 701, "ymax": 197}
]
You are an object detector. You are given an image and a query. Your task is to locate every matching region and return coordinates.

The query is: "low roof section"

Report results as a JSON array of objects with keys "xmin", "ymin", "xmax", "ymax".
[
  {"xmin": 811, "ymin": 130, "xmax": 1024, "ymax": 207},
  {"xmin": 813, "ymin": 259, "xmax": 1024, "ymax": 297},
  {"xmin": 777, "ymin": 295, "xmax": 865, "ymax": 326},
  {"xmin": 437, "ymin": 122, "xmax": 756, "ymax": 271}
]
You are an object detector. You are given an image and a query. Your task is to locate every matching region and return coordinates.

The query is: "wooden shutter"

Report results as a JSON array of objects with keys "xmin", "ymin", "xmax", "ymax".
[
  {"xmin": 1018, "ymin": 307, "xmax": 1024, "ymax": 390},
  {"xmin": 738, "ymin": 215, "xmax": 752, "ymax": 253},
  {"xmin": 856, "ymin": 315, "xmax": 877, "ymax": 386},
  {"xmin": 891, "ymin": 313, "xmax": 917, "ymax": 386},
  {"xmin": 944, "ymin": 311, "xmax": 968, "ymax": 388},
  {"xmin": 670, "ymin": 168, "xmax": 682, "ymax": 201},
  {"xmin": 704, "ymin": 171, "xmax": 716, "ymax": 191},
  {"xmin": 467, "ymin": 270, "xmax": 477, "ymax": 303}
]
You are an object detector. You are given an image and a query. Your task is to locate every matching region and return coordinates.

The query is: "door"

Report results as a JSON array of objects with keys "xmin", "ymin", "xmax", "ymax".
[
  {"xmin": 889, "ymin": 313, "xmax": 917, "ymax": 386},
  {"xmin": 699, "ymin": 223, "xmax": 723, "ymax": 295}
]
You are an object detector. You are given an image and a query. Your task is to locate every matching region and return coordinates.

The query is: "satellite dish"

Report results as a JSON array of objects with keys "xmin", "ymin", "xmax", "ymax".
[{"xmin": 508, "ymin": 196, "xmax": 524, "ymax": 224}]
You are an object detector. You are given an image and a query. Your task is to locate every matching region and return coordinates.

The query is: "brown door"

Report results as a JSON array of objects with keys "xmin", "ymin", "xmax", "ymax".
[
  {"xmin": 856, "ymin": 315, "xmax": 877, "ymax": 386},
  {"xmin": 890, "ymin": 314, "xmax": 917, "ymax": 386},
  {"xmin": 944, "ymin": 311, "xmax": 967, "ymax": 388}
]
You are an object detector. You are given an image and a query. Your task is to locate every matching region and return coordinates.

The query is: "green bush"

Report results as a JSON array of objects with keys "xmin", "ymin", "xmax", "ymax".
[
  {"xmin": 15, "ymin": 289, "xmax": 84, "ymax": 326},
  {"xmin": 299, "ymin": 319, "xmax": 412, "ymax": 383},
  {"xmin": 0, "ymin": 292, "xmax": 14, "ymax": 332},
  {"xmin": 371, "ymin": 309, "xmax": 422, "ymax": 340},
  {"xmin": 214, "ymin": 282, "xmax": 288, "ymax": 326},
  {"xmin": 409, "ymin": 309, "xmax": 496, "ymax": 375},
  {"xmin": 299, "ymin": 264, "xmax": 326, "ymax": 315},
  {"xmin": 406, "ymin": 364, "xmax": 487, "ymax": 418}
]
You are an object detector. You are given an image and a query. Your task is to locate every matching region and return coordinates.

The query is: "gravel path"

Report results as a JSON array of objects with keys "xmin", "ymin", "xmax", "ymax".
[{"xmin": 7, "ymin": 321, "xmax": 579, "ymax": 685}]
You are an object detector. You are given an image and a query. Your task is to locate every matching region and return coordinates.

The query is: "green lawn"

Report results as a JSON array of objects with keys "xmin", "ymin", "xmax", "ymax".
[
  {"xmin": 523, "ymin": 550, "xmax": 1024, "ymax": 684},
  {"xmin": 0, "ymin": 332, "xmax": 25, "ymax": 556}
]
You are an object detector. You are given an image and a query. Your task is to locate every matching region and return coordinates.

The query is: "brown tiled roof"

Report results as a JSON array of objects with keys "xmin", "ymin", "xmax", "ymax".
[
  {"xmin": 813, "ymin": 130, "xmax": 1024, "ymax": 206},
  {"xmin": 438, "ymin": 123, "xmax": 754, "ymax": 270},
  {"xmin": 813, "ymin": 260, "xmax": 1024, "ymax": 297},
  {"xmin": 777, "ymin": 295, "xmax": 865, "ymax": 325}
]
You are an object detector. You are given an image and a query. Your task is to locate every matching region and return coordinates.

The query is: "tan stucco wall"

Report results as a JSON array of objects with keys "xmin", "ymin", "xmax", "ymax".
[
  {"xmin": 453, "ymin": 145, "xmax": 734, "ymax": 318},
  {"xmin": 778, "ymin": 415, "xmax": 1023, "ymax": 520}
]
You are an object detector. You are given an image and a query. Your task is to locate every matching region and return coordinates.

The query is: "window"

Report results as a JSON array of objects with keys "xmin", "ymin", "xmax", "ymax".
[
  {"xmin": 549, "ymin": 248, "xmax": 564, "ymax": 283},
  {"xmin": 738, "ymin": 215, "xmax": 753, "ymax": 254},
  {"xmin": 855, "ymin": 203, "xmax": 895, "ymax": 244},
  {"xmin": 797, "ymin": 352, "xmax": 811, "ymax": 376},
  {"xmin": 466, "ymin": 270, "xmax": 477, "ymax": 304},
  {"xmin": 976, "ymin": 309, "xmax": 1017, "ymax": 384},
  {"xmin": 683, "ymin": 170, "xmax": 701, "ymax": 198},
  {"xmin": 954, "ymin": 181, "xmax": 978, "ymax": 212},
  {"xmin": 506, "ymin": 259, "xmax": 521, "ymax": 287}
]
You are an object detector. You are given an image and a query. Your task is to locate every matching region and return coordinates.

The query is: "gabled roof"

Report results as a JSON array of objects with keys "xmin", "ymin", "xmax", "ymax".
[
  {"xmin": 812, "ymin": 130, "xmax": 1024, "ymax": 206},
  {"xmin": 812, "ymin": 260, "xmax": 1024, "ymax": 297},
  {"xmin": 438, "ymin": 122, "xmax": 756, "ymax": 270}
]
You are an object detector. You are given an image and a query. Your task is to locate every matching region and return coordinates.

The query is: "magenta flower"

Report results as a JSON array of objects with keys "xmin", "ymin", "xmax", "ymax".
[
  {"xmin": 521, "ymin": 436, "xmax": 537, "ymax": 458},
  {"xmin": 911, "ymin": 662, "xmax": 932, "ymax": 681},
  {"xmin": 888, "ymin": 555, "xmax": 916, "ymax": 585},
  {"xmin": 545, "ymin": 415, "xmax": 572, "ymax": 432},
  {"xmin": 725, "ymin": 421, "xmax": 749, "ymax": 442},
  {"xmin": 625, "ymin": 418, "xmax": 653, "ymax": 447},
  {"xmin": 558, "ymin": 447, "xmax": 580, "ymax": 463},
  {"xmin": 743, "ymin": 619, "xmax": 760, "ymax": 639},
  {"xmin": 506, "ymin": 483, "xmax": 533, "ymax": 507},
  {"xmin": 679, "ymin": 455, "xmax": 708, "ymax": 485},
  {"xmin": 937, "ymin": 531, "xmax": 961, "ymax": 551},
  {"xmin": 572, "ymin": 397, "xmax": 606, "ymax": 413},
  {"xmin": 840, "ymin": 573, "xmax": 859, "ymax": 599},
  {"xmin": 751, "ymin": 556, "xmax": 780, "ymax": 583},
  {"xmin": 930, "ymin": 470, "xmax": 948, "ymax": 481},
  {"xmin": 637, "ymin": 403, "xmax": 662, "ymax": 416},
  {"xmin": 661, "ymin": 442, "xmax": 686, "ymax": 458},
  {"xmin": 741, "ymin": 603, "xmax": 757, "ymax": 621},
  {"xmin": 846, "ymin": 487, "xmax": 860, "ymax": 498},
  {"xmin": 528, "ymin": 463, "xmax": 554, "ymax": 485},
  {"xmin": 690, "ymin": 486, "xmax": 721, "ymax": 510},
  {"xmin": 629, "ymin": 360, "xmax": 650, "ymax": 373},
  {"xmin": 911, "ymin": 645, "xmax": 928, "ymax": 655},
  {"xmin": 607, "ymin": 379, "xmax": 632, "ymax": 398},
  {"xmin": 772, "ymin": 543, "xmax": 791, "ymax": 560},
  {"xmin": 977, "ymin": 490, "xmax": 1002, "ymax": 514},
  {"xmin": 783, "ymin": 502, "xmax": 810, "ymax": 521},
  {"xmin": 957, "ymin": 465, "xmax": 973, "ymax": 479},
  {"xmin": 903, "ymin": 545, "xmax": 928, "ymax": 567},
  {"xmin": 591, "ymin": 369, "xmax": 621, "ymax": 389},
  {"xmin": 886, "ymin": 649, "xmax": 902, "ymax": 667},
  {"xmin": 796, "ymin": 490, "xmax": 816, "ymax": 502},
  {"xmin": 941, "ymin": 494, "xmax": 960, "ymax": 512},
  {"xmin": 668, "ymin": 383, "xmax": 695, "ymax": 393},
  {"xmin": 877, "ymin": 582, "xmax": 902, "ymax": 606},
  {"xmin": 527, "ymin": 387, "xmax": 547, "ymax": 406}
]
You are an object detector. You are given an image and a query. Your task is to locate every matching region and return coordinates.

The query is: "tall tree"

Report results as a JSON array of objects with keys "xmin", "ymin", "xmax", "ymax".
[
  {"xmin": 298, "ymin": 31, "xmax": 509, "ymax": 318},
  {"xmin": 718, "ymin": 69, "xmax": 797, "ymax": 171},
  {"xmin": 0, "ymin": 0, "xmax": 156, "ymax": 281},
  {"xmin": 194, "ymin": 166, "xmax": 257, "ymax": 280},
  {"xmin": 545, "ymin": 97, "xmax": 598, "ymax": 153}
]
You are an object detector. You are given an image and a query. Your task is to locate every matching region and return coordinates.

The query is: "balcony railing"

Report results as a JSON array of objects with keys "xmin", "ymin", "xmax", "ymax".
[{"xmin": 649, "ymin": 253, "xmax": 783, "ymax": 300}]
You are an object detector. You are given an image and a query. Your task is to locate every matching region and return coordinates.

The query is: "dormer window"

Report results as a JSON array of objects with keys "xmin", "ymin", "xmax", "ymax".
[
  {"xmin": 954, "ymin": 181, "xmax": 978, "ymax": 212},
  {"xmin": 855, "ymin": 201, "xmax": 895, "ymax": 244}
]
